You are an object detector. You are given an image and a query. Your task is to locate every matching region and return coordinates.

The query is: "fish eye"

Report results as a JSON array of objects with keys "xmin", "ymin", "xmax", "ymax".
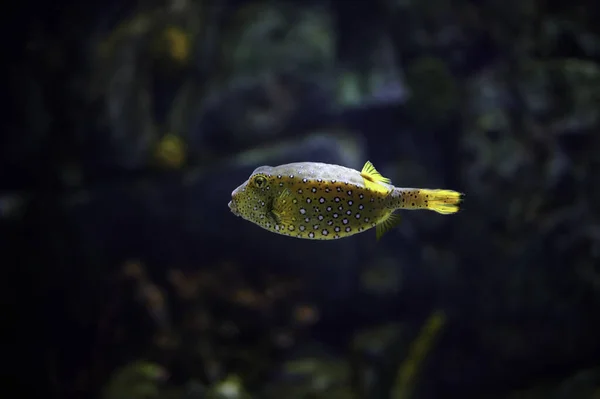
[{"xmin": 253, "ymin": 175, "xmax": 267, "ymax": 188}]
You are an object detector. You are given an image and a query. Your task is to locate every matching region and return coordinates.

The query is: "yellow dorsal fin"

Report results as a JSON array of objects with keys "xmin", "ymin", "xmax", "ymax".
[
  {"xmin": 375, "ymin": 212, "xmax": 402, "ymax": 240},
  {"xmin": 361, "ymin": 161, "xmax": 392, "ymax": 194},
  {"xmin": 270, "ymin": 188, "xmax": 296, "ymax": 225}
]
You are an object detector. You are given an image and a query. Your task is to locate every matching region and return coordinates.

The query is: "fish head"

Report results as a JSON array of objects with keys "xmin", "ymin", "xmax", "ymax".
[{"xmin": 229, "ymin": 166, "xmax": 276, "ymax": 224}]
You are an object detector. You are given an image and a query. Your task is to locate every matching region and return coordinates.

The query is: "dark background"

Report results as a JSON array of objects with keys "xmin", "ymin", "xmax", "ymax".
[{"xmin": 4, "ymin": 0, "xmax": 600, "ymax": 398}]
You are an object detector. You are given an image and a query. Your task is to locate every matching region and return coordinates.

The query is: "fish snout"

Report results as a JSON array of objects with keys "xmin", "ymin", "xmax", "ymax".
[
  {"xmin": 229, "ymin": 182, "xmax": 247, "ymax": 216},
  {"xmin": 228, "ymin": 198, "xmax": 239, "ymax": 216}
]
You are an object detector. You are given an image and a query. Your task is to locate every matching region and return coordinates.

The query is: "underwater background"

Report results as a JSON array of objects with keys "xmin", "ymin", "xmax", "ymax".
[{"xmin": 4, "ymin": 0, "xmax": 600, "ymax": 398}]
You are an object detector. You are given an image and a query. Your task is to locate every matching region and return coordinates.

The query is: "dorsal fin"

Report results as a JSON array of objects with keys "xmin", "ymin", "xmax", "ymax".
[
  {"xmin": 361, "ymin": 161, "xmax": 392, "ymax": 194},
  {"xmin": 375, "ymin": 212, "xmax": 402, "ymax": 240}
]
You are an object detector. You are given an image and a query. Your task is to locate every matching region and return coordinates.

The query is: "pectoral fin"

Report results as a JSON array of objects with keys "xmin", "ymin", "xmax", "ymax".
[{"xmin": 270, "ymin": 188, "xmax": 296, "ymax": 225}]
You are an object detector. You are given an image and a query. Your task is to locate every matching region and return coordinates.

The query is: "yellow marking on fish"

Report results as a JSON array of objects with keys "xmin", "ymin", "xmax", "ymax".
[
  {"xmin": 360, "ymin": 160, "xmax": 392, "ymax": 194},
  {"xmin": 228, "ymin": 161, "xmax": 464, "ymax": 240}
]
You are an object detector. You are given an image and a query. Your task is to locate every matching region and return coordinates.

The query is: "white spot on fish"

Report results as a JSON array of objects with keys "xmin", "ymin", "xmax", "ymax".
[
  {"xmin": 322, "ymin": 229, "xmax": 329, "ymax": 236},
  {"xmin": 342, "ymin": 218, "xmax": 349, "ymax": 225}
]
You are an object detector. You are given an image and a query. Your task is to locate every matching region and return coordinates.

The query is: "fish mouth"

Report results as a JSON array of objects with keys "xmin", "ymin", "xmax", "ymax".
[{"xmin": 228, "ymin": 200, "xmax": 239, "ymax": 216}]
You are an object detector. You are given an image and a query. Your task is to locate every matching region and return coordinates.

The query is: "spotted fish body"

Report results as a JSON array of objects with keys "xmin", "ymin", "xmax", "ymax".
[{"xmin": 228, "ymin": 161, "xmax": 464, "ymax": 240}]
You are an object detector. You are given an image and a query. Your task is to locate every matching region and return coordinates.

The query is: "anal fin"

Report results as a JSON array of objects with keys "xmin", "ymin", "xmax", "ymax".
[{"xmin": 375, "ymin": 212, "xmax": 402, "ymax": 240}]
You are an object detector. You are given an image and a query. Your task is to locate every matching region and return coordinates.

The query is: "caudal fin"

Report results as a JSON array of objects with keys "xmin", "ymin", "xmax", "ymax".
[
  {"xmin": 396, "ymin": 188, "xmax": 464, "ymax": 214},
  {"xmin": 420, "ymin": 189, "xmax": 464, "ymax": 214}
]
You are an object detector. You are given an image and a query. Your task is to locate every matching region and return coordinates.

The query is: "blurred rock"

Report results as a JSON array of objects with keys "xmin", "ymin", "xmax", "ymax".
[
  {"xmin": 494, "ymin": 367, "xmax": 600, "ymax": 399},
  {"xmin": 337, "ymin": 36, "xmax": 408, "ymax": 108},
  {"xmin": 206, "ymin": 375, "xmax": 251, "ymax": 399},
  {"xmin": 102, "ymin": 361, "xmax": 167, "ymax": 399},
  {"xmin": 404, "ymin": 56, "xmax": 459, "ymax": 129},
  {"xmin": 266, "ymin": 351, "xmax": 352, "ymax": 399},
  {"xmin": 183, "ymin": 2, "xmax": 339, "ymax": 159},
  {"xmin": 223, "ymin": 3, "xmax": 336, "ymax": 76},
  {"xmin": 360, "ymin": 257, "xmax": 403, "ymax": 297},
  {"xmin": 386, "ymin": 0, "xmax": 497, "ymax": 76},
  {"xmin": 524, "ymin": 58, "xmax": 600, "ymax": 135},
  {"xmin": 194, "ymin": 72, "xmax": 337, "ymax": 157}
]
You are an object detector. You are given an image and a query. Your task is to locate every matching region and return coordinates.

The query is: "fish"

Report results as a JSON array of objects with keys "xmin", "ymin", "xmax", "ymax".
[{"xmin": 228, "ymin": 161, "xmax": 464, "ymax": 240}]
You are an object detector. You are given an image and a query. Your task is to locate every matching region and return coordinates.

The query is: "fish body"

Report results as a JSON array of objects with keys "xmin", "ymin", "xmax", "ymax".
[{"xmin": 228, "ymin": 161, "xmax": 463, "ymax": 240}]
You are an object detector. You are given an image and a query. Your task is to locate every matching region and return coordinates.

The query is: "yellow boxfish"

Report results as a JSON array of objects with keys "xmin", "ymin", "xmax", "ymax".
[{"xmin": 228, "ymin": 161, "xmax": 464, "ymax": 240}]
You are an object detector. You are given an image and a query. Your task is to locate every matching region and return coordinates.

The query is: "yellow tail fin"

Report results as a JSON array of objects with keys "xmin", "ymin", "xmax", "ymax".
[
  {"xmin": 421, "ymin": 189, "xmax": 464, "ymax": 214},
  {"xmin": 395, "ymin": 188, "xmax": 464, "ymax": 214}
]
